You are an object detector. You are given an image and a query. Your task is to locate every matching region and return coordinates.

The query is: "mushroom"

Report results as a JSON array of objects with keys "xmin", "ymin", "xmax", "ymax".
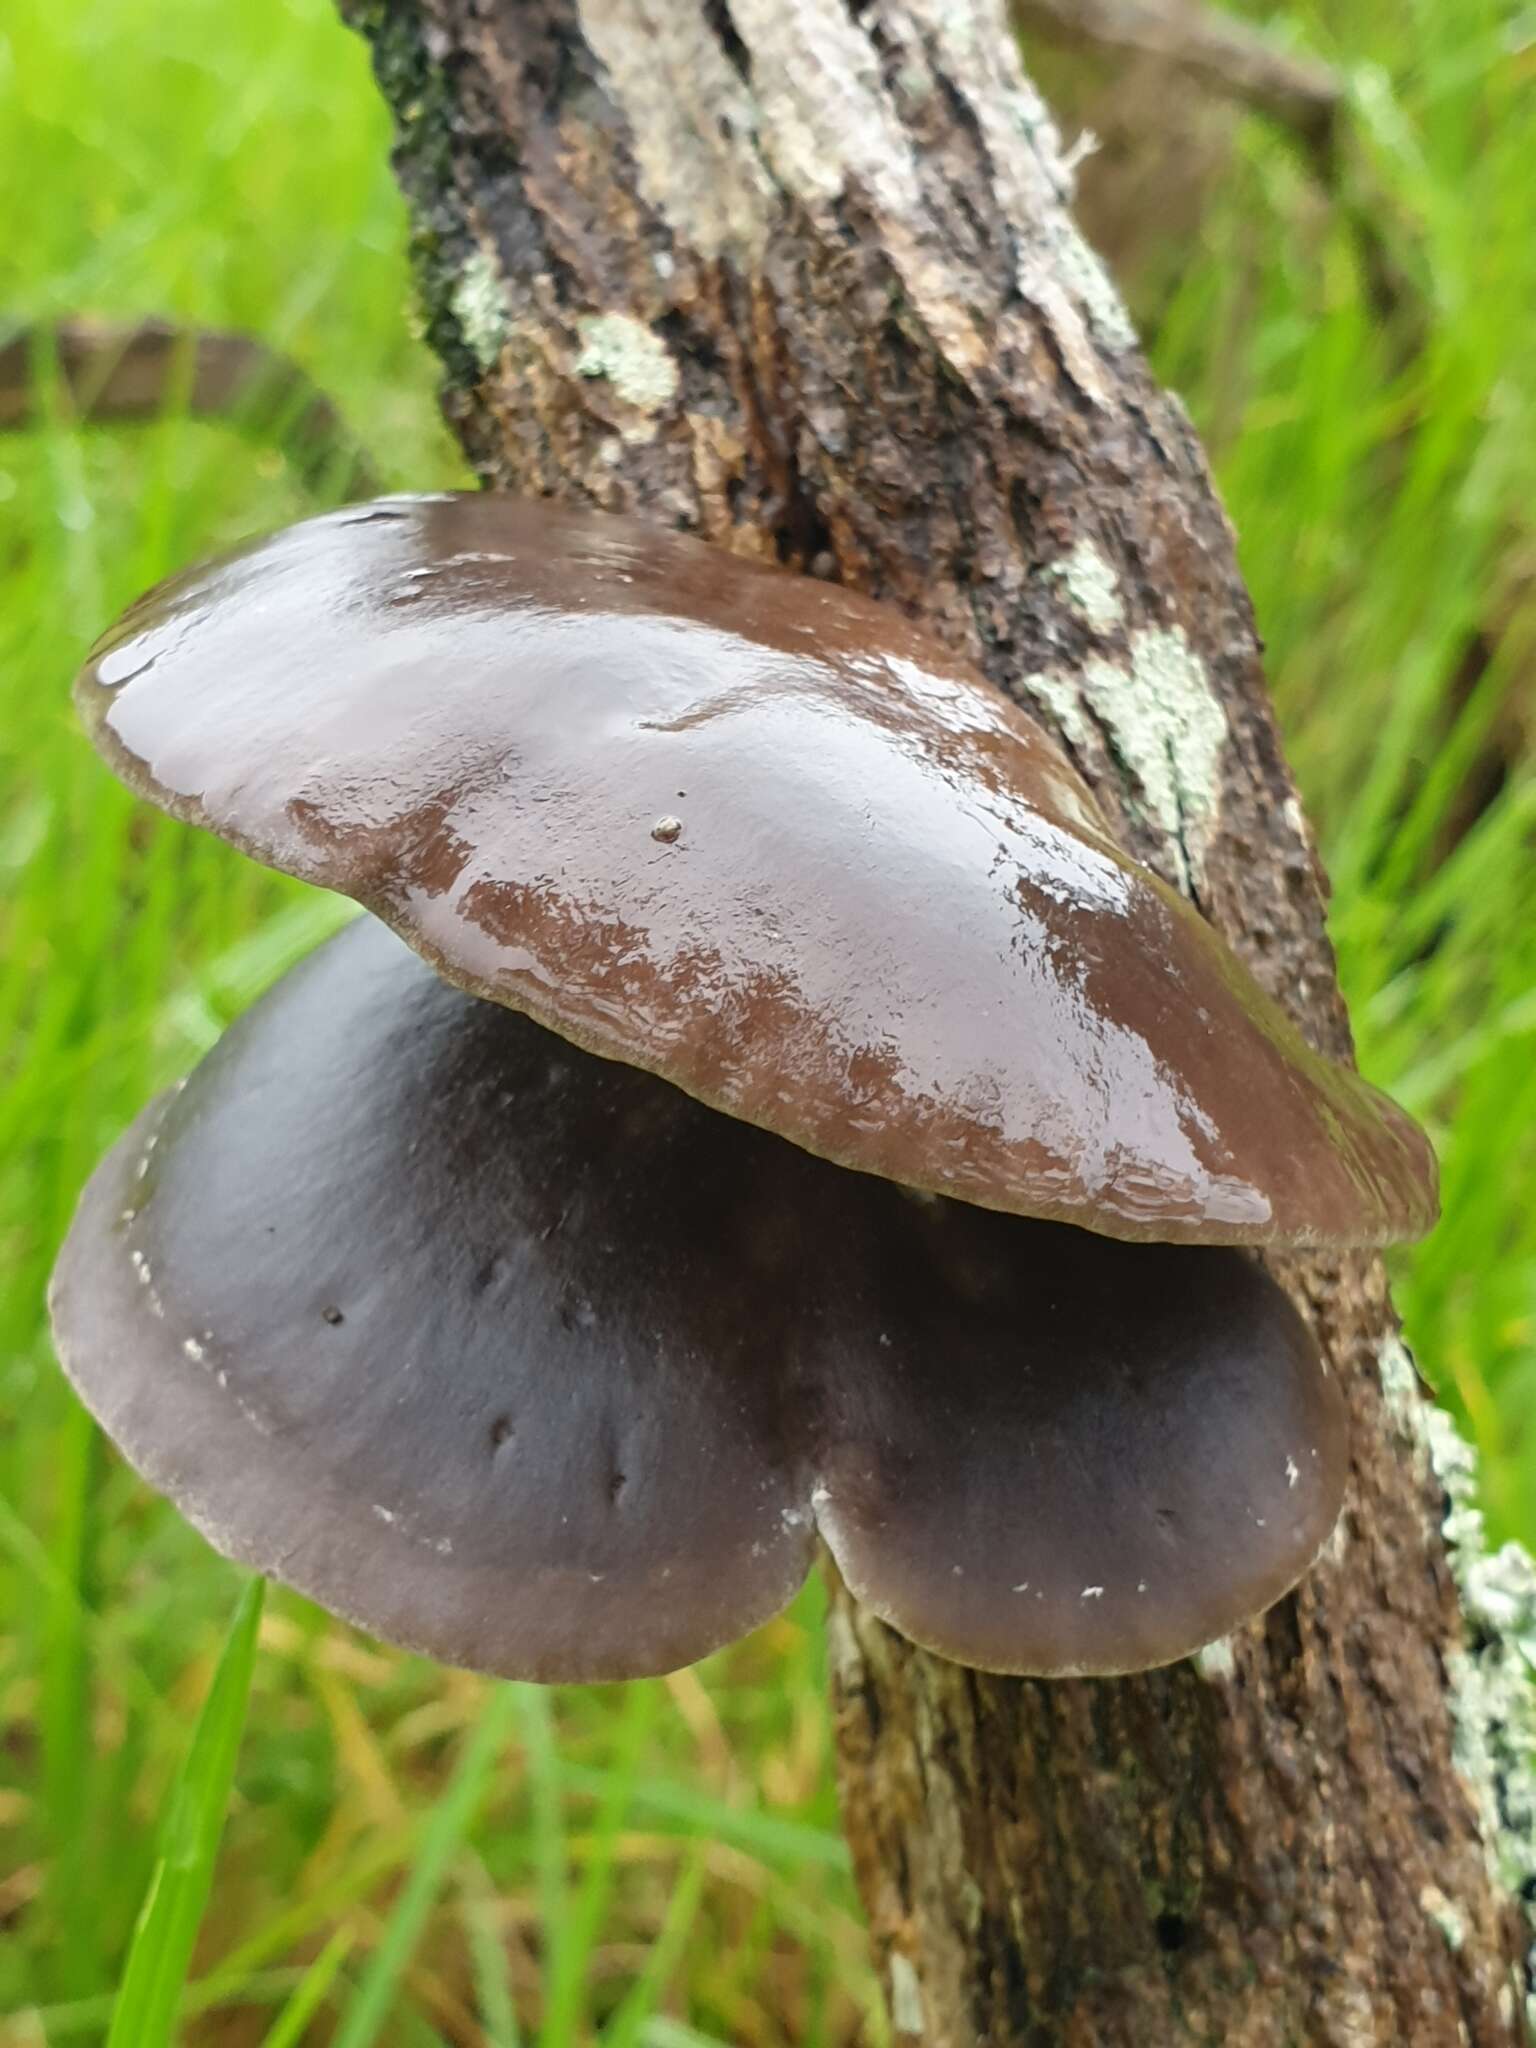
[
  {"xmin": 51, "ymin": 917, "xmax": 1348, "ymax": 1679},
  {"xmin": 77, "ymin": 492, "xmax": 1435, "ymax": 1247},
  {"xmin": 51, "ymin": 493, "xmax": 1438, "ymax": 1678}
]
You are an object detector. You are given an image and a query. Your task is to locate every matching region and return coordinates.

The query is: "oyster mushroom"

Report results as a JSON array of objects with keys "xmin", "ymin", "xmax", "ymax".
[
  {"xmin": 51, "ymin": 494, "xmax": 1439, "ymax": 1677},
  {"xmin": 76, "ymin": 492, "xmax": 1435, "ymax": 1247},
  {"xmin": 51, "ymin": 919, "xmax": 1348, "ymax": 1679}
]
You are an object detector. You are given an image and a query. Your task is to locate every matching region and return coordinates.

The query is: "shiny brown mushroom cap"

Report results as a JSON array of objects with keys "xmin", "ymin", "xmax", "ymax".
[
  {"xmin": 50, "ymin": 917, "xmax": 1347, "ymax": 1680},
  {"xmin": 75, "ymin": 493, "xmax": 1435, "ymax": 1248}
]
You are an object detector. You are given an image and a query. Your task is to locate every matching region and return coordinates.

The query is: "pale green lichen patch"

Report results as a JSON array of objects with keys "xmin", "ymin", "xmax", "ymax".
[
  {"xmin": 574, "ymin": 313, "xmax": 680, "ymax": 432},
  {"xmin": 1081, "ymin": 627, "xmax": 1228, "ymax": 891},
  {"xmin": 1050, "ymin": 539, "xmax": 1125, "ymax": 634},
  {"xmin": 1049, "ymin": 222, "xmax": 1139, "ymax": 354},
  {"xmin": 1377, "ymin": 1334, "xmax": 1536, "ymax": 2011},
  {"xmin": 1193, "ymin": 1636, "xmax": 1236, "ymax": 1683},
  {"xmin": 886, "ymin": 1953, "xmax": 925, "ymax": 2037},
  {"xmin": 1376, "ymin": 1330, "xmax": 1425, "ymax": 1435},
  {"xmin": 1432, "ymin": 1412, "xmax": 1536, "ymax": 1904},
  {"xmin": 1419, "ymin": 1882, "xmax": 1469, "ymax": 1952},
  {"xmin": 450, "ymin": 250, "xmax": 511, "ymax": 372},
  {"xmin": 1019, "ymin": 668, "xmax": 1090, "ymax": 750}
]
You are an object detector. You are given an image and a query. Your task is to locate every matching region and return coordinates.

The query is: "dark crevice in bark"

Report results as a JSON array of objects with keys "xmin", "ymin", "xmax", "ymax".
[{"xmin": 704, "ymin": 0, "xmax": 753, "ymax": 80}]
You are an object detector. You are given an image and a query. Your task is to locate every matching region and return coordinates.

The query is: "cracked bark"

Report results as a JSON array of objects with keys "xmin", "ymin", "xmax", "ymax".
[{"xmin": 336, "ymin": 2, "xmax": 1528, "ymax": 2040}]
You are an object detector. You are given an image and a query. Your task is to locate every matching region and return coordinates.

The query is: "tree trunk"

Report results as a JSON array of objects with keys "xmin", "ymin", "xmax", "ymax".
[{"xmin": 337, "ymin": 3, "xmax": 1535, "ymax": 2039}]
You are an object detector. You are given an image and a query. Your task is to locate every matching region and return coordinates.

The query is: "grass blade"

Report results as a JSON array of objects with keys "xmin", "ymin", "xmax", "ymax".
[
  {"xmin": 38, "ymin": 1404, "xmax": 99, "ymax": 1997},
  {"xmin": 106, "ymin": 1576, "xmax": 266, "ymax": 2048},
  {"xmin": 639, "ymin": 2020, "xmax": 731, "ymax": 2048},
  {"xmin": 601, "ymin": 1844, "xmax": 707, "ymax": 2048},
  {"xmin": 330, "ymin": 1682, "xmax": 520, "ymax": 2048},
  {"xmin": 541, "ymin": 1683, "xmax": 657, "ymax": 2045},
  {"xmin": 260, "ymin": 1926, "xmax": 356, "ymax": 2048},
  {"xmin": 514, "ymin": 1684, "xmax": 566, "ymax": 1970},
  {"xmin": 463, "ymin": 1868, "xmax": 523, "ymax": 2048}
]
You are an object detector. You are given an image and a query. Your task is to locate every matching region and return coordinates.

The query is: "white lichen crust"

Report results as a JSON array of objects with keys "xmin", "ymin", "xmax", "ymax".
[
  {"xmin": 1082, "ymin": 628, "xmax": 1229, "ymax": 894},
  {"xmin": 1193, "ymin": 1635, "xmax": 1236, "ymax": 1683},
  {"xmin": 451, "ymin": 250, "xmax": 512, "ymax": 371},
  {"xmin": 1050, "ymin": 538, "xmax": 1126, "ymax": 634},
  {"xmin": 574, "ymin": 311, "xmax": 681, "ymax": 428},
  {"xmin": 886, "ymin": 1951, "xmax": 926, "ymax": 2038},
  {"xmin": 1378, "ymin": 1333, "xmax": 1536, "ymax": 2019},
  {"xmin": 1020, "ymin": 623, "xmax": 1229, "ymax": 893}
]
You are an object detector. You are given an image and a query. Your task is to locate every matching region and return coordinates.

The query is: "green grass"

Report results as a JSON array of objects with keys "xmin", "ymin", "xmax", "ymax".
[
  {"xmin": 106, "ymin": 1580, "xmax": 265, "ymax": 2048},
  {"xmin": 1, "ymin": 0, "xmax": 1533, "ymax": 2041}
]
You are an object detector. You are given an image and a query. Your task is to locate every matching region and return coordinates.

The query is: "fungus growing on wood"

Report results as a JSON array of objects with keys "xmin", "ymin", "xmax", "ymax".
[
  {"xmin": 51, "ymin": 918, "xmax": 1348, "ymax": 1678},
  {"xmin": 52, "ymin": 495, "xmax": 1439, "ymax": 1678},
  {"xmin": 77, "ymin": 493, "xmax": 1435, "ymax": 1247}
]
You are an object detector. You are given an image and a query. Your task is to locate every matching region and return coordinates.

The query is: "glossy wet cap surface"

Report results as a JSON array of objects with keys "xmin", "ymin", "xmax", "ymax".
[
  {"xmin": 50, "ymin": 918, "xmax": 1348, "ymax": 1679},
  {"xmin": 76, "ymin": 493, "xmax": 1436, "ymax": 1247}
]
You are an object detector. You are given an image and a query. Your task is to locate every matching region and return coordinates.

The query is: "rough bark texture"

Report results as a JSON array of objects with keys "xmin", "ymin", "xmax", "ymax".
[{"xmin": 337, "ymin": 2, "xmax": 1531, "ymax": 2039}]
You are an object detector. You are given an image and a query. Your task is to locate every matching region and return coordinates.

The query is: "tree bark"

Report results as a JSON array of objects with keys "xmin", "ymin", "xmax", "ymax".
[{"xmin": 337, "ymin": 3, "xmax": 1534, "ymax": 2040}]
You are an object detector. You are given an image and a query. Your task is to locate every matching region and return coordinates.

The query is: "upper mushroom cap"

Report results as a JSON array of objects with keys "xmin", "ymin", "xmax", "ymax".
[
  {"xmin": 75, "ymin": 493, "xmax": 1435, "ymax": 1248},
  {"xmin": 50, "ymin": 917, "xmax": 1347, "ymax": 1680}
]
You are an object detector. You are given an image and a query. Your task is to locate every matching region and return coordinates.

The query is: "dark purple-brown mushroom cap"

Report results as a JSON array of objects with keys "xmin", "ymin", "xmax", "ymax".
[
  {"xmin": 50, "ymin": 918, "xmax": 1348, "ymax": 1680},
  {"xmin": 75, "ymin": 494, "xmax": 1435, "ymax": 1249}
]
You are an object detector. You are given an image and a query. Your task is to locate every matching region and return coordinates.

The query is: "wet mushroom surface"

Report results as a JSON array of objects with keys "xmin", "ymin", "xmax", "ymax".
[
  {"xmin": 51, "ymin": 918, "xmax": 1349, "ymax": 1681},
  {"xmin": 75, "ymin": 493, "xmax": 1437, "ymax": 1249}
]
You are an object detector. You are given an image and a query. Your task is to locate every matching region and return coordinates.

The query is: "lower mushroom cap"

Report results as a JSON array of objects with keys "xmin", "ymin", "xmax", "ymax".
[{"xmin": 50, "ymin": 918, "xmax": 1347, "ymax": 1680}]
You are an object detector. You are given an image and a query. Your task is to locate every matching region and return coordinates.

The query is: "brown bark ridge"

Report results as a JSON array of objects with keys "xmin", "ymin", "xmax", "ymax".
[{"xmin": 336, "ymin": 3, "xmax": 1536, "ymax": 2040}]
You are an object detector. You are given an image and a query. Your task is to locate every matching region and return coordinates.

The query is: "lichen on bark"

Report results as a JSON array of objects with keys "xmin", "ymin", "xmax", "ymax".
[{"xmin": 1379, "ymin": 1333, "xmax": 1536, "ymax": 2026}]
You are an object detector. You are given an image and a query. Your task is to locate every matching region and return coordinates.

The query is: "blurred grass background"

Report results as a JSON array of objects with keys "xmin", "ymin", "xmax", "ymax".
[{"xmin": 1, "ymin": 0, "xmax": 1533, "ymax": 2040}]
